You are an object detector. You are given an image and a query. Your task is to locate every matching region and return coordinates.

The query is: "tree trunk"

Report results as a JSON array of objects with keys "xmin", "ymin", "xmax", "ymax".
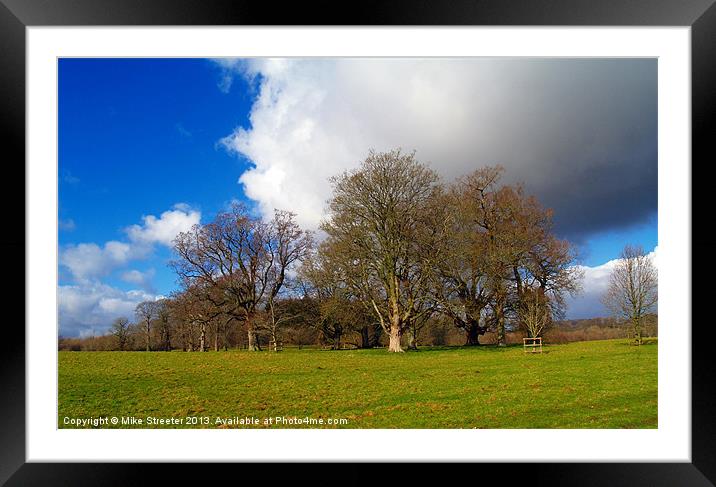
[
  {"xmin": 496, "ymin": 320, "xmax": 506, "ymax": 347},
  {"xmin": 247, "ymin": 329, "xmax": 261, "ymax": 351},
  {"xmin": 497, "ymin": 320, "xmax": 507, "ymax": 347},
  {"xmin": 214, "ymin": 326, "xmax": 219, "ymax": 352},
  {"xmin": 465, "ymin": 327, "xmax": 478, "ymax": 346},
  {"xmin": 633, "ymin": 317, "xmax": 642, "ymax": 345},
  {"xmin": 333, "ymin": 329, "xmax": 343, "ymax": 350},
  {"xmin": 387, "ymin": 293, "xmax": 404, "ymax": 352},
  {"xmin": 200, "ymin": 323, "xmax": 206, "ymax": 352},
  {"xmin": 270, "ymin": 328, "xmax": 279, "ymax": 352},
  {"xmin": 246, "ymin": 313, "xmax": 261, "ymax": 351},
  {"xmin": 164, "ymin": 327, "xmax": 171, "ymax": 351},
  {"xmin": 493, "ymin": 303, "xmax": 506, "ymax": 347},
  {"xmin": 465, "ymin": 321, "xmax": 482, "ymax": 346},
  {"xmin": 360, "ymin": 326, "xmax": 371, "ymax": 349},
  {"xmin": 407, "ymin": 329, "xmax": 418, "ymax": 350},
  {"xmin": 388, "ymin": 324, "xmax": 404, "ymax": 353}
]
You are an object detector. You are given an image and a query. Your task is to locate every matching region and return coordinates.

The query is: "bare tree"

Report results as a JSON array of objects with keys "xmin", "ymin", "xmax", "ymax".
[
  {"xmin": 524, "ymin": 234, "xmax": 583, "ymax": 321},
  {"xmin": 110, "ymin": 317, "xmax": 131, "ymax": 351},
  {"xmin": 405, "ymin": 310, "xmax": 434, "ymax": 350},
  {"xmin": 517, "ymin": 287, "xmax": 551, "ymax": 338},
  {"xmin": 432, "ymin": 169, "xmax": 497, "ymax": 345},
  {"xmin": 440, "ymin": 166, "xmax": 581, "ymax": 346},
  {"xmin": 135, "ymin": 301, "xmax": 159, "ymax": 351},
  {"xmin": 602, "ymin": 245, "xmax": 657, "ymax": 345},
  {"xmin": 261, "ymin": 296, "xmax": 303, "ymax": 352},
  {"xmin": 171, "ymin": 285, "xmax": 226, "ymax": 351},
  {"xmin": 321, "ymin": 149, "xmax": 444, "ymax": 352},
  {"xmin": 171, "ymin": 203, "xmax": 312, "ymax": 351},
  {"xmin": 155, "ymin": 299, "xmax": 172, "ymax": 351},
  {"xmin": 298, "ymin": 244, "xmax": 368, "ymax": 350}
]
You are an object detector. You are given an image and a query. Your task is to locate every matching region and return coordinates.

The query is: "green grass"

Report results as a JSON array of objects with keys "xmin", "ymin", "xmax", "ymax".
[{"xmin": 58, "ymin": 338, "xmax": 657, "ymax": 429}]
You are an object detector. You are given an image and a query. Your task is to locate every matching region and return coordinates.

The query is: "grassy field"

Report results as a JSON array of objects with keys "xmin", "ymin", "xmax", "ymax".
[{"xmin": 58, "ymin": 338, "xmax": 657, "ymax": 429}]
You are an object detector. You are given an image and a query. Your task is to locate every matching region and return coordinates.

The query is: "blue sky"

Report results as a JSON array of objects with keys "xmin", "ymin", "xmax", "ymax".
[
  {"xmin": 59, "ymin": 58, "xmax": 257, "ymax": 295},
  {"xmin": 58, "ymin": 58, "xmax": 657, "ymax": 336}
]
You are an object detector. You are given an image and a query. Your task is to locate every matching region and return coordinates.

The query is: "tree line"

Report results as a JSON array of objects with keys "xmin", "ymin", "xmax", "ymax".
[{"xmin": 62, "ymin": 149, "xmax": 598, "ymax": 352}]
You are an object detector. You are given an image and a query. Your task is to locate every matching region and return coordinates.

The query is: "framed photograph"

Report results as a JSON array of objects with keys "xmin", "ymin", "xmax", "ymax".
[{"xmin": 4, "ymin": 0, "xmax": 714, "ymax": 484}]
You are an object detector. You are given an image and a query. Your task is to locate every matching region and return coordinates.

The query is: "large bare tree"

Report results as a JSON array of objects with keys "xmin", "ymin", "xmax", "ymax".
[
  {"xmin": 440, "ymin": 166, "xmax": 581, "ymax": 346},
  {"xmin": 602, "ymin": 244, "xmax": 657, "ymax": 345},
  {"xmin": 432, "ymin": 168, "xmax": 498, "ymax": 345},
  {"xmin": 171, "ymin": 203, "xmax": 312, "ymax": 351},
  {"xmin": 321, "ymin": 149, "xmax": 444, "ymax": 352}
]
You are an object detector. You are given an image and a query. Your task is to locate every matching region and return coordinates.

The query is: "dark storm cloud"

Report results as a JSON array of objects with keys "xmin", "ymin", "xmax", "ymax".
[
  {"xmin": 221, "ymin": 57, "xmax": 658, "ymax": 243},
  {"xmin": 490, "ymin": 59, "xmax": 658, "ymax": 241}
]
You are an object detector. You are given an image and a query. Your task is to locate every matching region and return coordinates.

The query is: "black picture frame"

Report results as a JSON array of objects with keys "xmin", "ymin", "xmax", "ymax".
[{"xmin": 2, "ymin": 0, "xmax": 713, "ymax": 485}]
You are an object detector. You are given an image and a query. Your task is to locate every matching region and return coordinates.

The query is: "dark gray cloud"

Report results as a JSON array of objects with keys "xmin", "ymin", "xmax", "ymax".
[
  {"xmin": 485, "ymin": 59, "xmax": 658, "ymax": 241},
  {"xmin": 220, "ymin": 57, "xmax": 657, "ymax": 243}
]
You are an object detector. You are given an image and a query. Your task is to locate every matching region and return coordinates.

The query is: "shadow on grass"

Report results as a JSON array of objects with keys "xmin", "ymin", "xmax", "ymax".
[
  {"xmin": 285, "ymin": 342, "xmax": 593, "ymax": 354},
  {"xmin": 615, "ymin": 337, "xmax": 658, "ymax": 347},
  {"xmin": 407, "ymin": 344, "xmax": 524, "ymax": 353}
]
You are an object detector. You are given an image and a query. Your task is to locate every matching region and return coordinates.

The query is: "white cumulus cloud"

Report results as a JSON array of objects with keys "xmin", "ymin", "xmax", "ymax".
[
  {"xmin": 59, "ymin": 241, "xmax": 147, "ymax": 281},
  {"xmin": 59, "ymin": 204, "xmax": 200, "ymax": 335},
  {"xmin": 59, "ymin": 204, "xmax": 200, "ymax": 282},
  {"xmin": 125, "ymin": 203, "xmax": 201, "ymax": 246},
  {"xmin": 59, "ymin": 282, "xmax": 159, "ymax": 337}
]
